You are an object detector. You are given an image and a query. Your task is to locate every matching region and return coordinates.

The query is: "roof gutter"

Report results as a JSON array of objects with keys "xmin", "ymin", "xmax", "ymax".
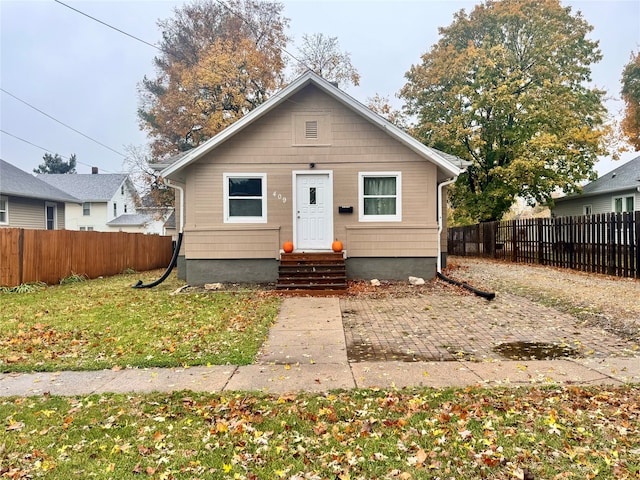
[
  {"xmin": 164, "ymin": 179, "xmax": 184, "ymax": 233},
  {"xmin": 436, "ymin": 177, "xmax": 457, "ymax": 274}
]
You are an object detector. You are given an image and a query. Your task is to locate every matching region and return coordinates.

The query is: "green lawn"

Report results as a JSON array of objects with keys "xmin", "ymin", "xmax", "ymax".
[
  {"xmin": 0, "ymin": 271, "xmax": 280, "ymax": 372},
  {"xmin": 1, "ymin": 386, "xmax": 638, "ymax": 479}
]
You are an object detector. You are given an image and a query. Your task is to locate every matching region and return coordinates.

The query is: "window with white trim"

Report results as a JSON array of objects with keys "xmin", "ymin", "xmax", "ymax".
[
  {"xmin": 358, "ymin": 172, "xmax": 402, "ymax": 222},
  {"xmin": 83, "ymin": 202, "xmax": 91, "ymax": 216},
  {"xmin": 614, "ymin": 195, "xmax": 634, "ymax": 213},
  {"xmin": 0, "ymin": 196, "xmax": 8, "ymax": 224},
  {"xmin": 223, "ymin": 173, "xmax": 267, "ymax": 223},
  {"xmin": 583, "ymin": 205, "xmax": 592, "ymax": 215}
]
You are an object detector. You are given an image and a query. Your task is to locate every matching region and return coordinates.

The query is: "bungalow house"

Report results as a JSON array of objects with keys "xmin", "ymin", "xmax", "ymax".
[
  {"xmin": 552, "ymin": 155, "xmax": 640, "ymax": 217},
  {"xmin": 160, "ymin": 71, "xmax": 466, "ymax": 286},
  {"xmin": 37, "ymin": 170, "xmax": 170, "ymax": 234},
  {"xmin": 0, "ymin": 159, "xmax": 79, "ymax": 229}
]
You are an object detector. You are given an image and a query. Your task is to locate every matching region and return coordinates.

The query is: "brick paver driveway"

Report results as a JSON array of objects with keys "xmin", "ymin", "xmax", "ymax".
[{"xmin": 341, "ymin": 281, "xmax": 639, "ymax": 363}]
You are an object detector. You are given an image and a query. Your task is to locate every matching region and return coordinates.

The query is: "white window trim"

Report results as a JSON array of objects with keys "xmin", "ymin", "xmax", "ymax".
[
  {"xmin": 83, "ymin": 202, "xmax": 91, "ymax": 216},
  {"xmin": 0, "ymin": 195, "xmax": 8, "ymax": 225},
  {"xmin": 613, "ymin": 195, "xmax": 634, "ymax": 213},
  {"xmin": 223, "ymin": 173, "xmax": 267, "ymax": 224},
  {"xmin": 583, "ymin": 204, "xmax": 592, "ymax": 215},
  {"xmin": 358, "ymin": 171, "xmax": 402, "ymax": 222}
]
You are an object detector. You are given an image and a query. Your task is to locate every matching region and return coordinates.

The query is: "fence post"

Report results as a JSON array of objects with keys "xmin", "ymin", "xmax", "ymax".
[
  {"xmin": 537, "ymin": 218, "xmax": 544, "ymax": 265},
  {"xmin": 635, "ymin": 211, "xmax": 640, "ymax": 279},
  {"xmin": 510, "ymin": 220, "xmax": 516, "ymax": 262},
  {"xmin": 18, "ymin": 228, "xmax": 24, "ymax": 286}
]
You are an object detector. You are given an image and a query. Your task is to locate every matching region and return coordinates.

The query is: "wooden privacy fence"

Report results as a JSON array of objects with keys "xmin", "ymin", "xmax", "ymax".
[
  {"xmin": 0, "ymin": 229, "xmax": 174, "ymax": 287},
  {"xmin": 448, "ymin": 212, "xmax": 640, "ymax": 278}
]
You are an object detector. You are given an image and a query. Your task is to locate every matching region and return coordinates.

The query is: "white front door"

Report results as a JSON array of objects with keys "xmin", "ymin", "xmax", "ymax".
[{"xmin": 295, "ymin": 172, "xmax": 333, "ymax": 250}]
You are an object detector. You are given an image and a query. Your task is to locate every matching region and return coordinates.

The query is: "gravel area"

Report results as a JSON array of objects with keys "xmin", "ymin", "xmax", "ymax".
[{"xmin": 447, "ymin": 257, "xmax": 640, "ymax": 343}]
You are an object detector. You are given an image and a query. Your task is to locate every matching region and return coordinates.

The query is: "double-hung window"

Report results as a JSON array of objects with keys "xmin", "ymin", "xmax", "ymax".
[
  {"xmin": 358, "ymin": 172, "xmax": 402, "ymax": 222},
  {"xmin": 83, "ymin": 202, "xmax": 91, "ymax": 216},
  {"xmin": 614, "ymin": 196, "xmax": 635, "ymax": 213},
  {"xmin": 0, "ymin": 196, "xmax": 8, "ymax": 224},
  {"xmin": 224, "ymin": 173, "xmax": 267, "ymax": 223}
]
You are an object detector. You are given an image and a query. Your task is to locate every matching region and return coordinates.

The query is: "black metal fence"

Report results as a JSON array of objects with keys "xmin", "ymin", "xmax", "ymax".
[{"xmin": 448, "ymin": 212, "xmax": 640, "ymax": 278}]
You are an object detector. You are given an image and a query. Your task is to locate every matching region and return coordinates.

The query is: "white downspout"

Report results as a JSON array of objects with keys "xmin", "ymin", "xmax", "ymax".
[
  {"xmin": 164, "ymin": 179, "xmax": 184, "ymax": 234},
  {"xmin": 437, "ymin": 177, "xmax": 457, "ymax": 274}
]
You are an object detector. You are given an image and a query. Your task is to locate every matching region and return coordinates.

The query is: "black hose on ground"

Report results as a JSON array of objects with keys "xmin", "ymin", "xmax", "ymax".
[
  {"xmin": 132, "ymin": 232, "xmax": 183, "ymax": 289},
  {"xmin": 437, "ymin": 272, "xmax": 496, "ymax": 300}
]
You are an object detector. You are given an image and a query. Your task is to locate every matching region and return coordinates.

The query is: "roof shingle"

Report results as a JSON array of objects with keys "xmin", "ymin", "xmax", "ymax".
[
  {"xmin": 37, "ymin": 173, "xmax": 128, "ymax": 202},
  {"xmin": 0, "ymin": 159, "xmax": 81, "ymax": 203}
]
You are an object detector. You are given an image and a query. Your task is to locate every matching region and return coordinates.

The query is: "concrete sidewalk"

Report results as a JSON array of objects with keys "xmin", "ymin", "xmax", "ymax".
[{"xmin": 1, "ymin": 297, "xmax": 638, "ymax": 397}]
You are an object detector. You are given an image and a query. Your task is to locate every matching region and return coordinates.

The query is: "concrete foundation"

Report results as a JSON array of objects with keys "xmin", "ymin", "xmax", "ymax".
[
  {"xmin": 181, "ymin": 256, "xmax": 439, "ymax": 285},
  {"xmin": 346, "ymin": 257, "xmax": 437, "ymax": 280},
  {"xmin": 185, "ymin": 258, "xmax": 278, "ymax": 285},
  {"xmin": 176, "ymin": 255, "xmax": 186, "ymax": 281}
]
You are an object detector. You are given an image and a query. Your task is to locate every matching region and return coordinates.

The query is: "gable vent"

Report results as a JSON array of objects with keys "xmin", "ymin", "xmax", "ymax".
[{"xmin": 305, "ymin": 120, "xmax": 318, "ymax": 139}]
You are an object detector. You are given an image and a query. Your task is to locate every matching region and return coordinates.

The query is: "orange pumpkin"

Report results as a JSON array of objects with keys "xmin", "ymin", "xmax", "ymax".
[
  {"xmin": 283, "ymin": 241, "xmax": 294, "ymax": 253},
  {"xmin": 332, "ymin": 240, "xmax": 343, "ymax": 252}
]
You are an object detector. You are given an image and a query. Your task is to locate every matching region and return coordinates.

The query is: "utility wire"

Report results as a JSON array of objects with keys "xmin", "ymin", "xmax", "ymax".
[
  {"xmin": 1, "ymin": 88, "xmax": 126, "ymax": 158},
  {"xmin": 55, "ymin": 0, "xmax": 311, "ymax": 71},
  {"xmin": 54, "ymin": 0, "xmax": 163, "ymax": 53},
  {"xmin": 0, "ymin": 129, "xmax": 114, "ymax": 172}
]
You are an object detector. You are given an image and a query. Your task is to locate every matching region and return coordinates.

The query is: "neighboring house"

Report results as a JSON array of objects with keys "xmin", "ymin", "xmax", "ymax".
[
  {"xmin": 160, "ymin": 71, "xmax": 465, "ymax": 285},
  {"xmin": 37, "ymin": 170, "xmax": 168, "ymax": 234},
  {"xmin": 552, "ymin": 155, "xmax": 640, "ymax": 217},
  {"xmin": 0, "ymin": 159, "xmax": 79, "ymax": 229}
]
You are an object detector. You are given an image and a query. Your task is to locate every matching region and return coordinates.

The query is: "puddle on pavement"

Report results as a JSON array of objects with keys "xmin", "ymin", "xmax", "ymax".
[{"xmin": 493, "ymin": 341, "xmax": 581, "ymax": 361}]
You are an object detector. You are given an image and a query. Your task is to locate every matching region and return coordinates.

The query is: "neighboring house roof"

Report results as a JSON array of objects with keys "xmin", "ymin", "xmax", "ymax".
[
  {"xmin": 161, "ymin": 71, "xmax": 465, "ymax": 180},
  {"xmin": 0, "ymin": 159, "xmax": 81, "ymax": 203},
  {"xmin": 164, "ymin": 211, "xmax": 176, "ymax": 229},
  {"xmin": 106, "ymin": 213, "xmax": 152, "ymax": 227},
  {"xmin": 37, "ymin": 173, "xmax": 129, "ymax": 202},
  {"xmin": 556, "ymin": 155, "xmax": 640, "ymax": 203}
]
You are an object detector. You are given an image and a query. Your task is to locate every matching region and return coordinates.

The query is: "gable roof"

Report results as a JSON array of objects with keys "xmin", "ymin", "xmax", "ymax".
[
  {"xmin": 0, "ymin": 159, "xmax": 80, "ymax": 203},
  {"xmin": 556, "ymin": 155, "xmax": 640, "ymax": 202},
  {"xmin": 106, "ymin": 213, "xmax": 153, "ymax": 227},
  {"xmin": 37, "ymin": 173, "xmax": 129, "ymax": 202},
  {"xmin": 161, "ymin": 71, "xmax": 465, "ymax": 180}
]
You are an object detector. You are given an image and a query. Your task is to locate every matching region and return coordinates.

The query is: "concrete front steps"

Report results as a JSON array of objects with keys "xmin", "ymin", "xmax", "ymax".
[{"xmin": 276, "ymin": 252, "xmax": 347, "ymax": 294}]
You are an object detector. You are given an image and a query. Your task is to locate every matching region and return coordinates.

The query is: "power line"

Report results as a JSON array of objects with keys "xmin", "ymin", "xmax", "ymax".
[
  {"xmin": 1, "ymin": 88, "xmax": 126, "ymax": 158},
  {"xmin": 54, "ymin": 0, "xmax": 310, "ymax": 70},
  {"xmin": 0, "ymin": 129, "xmax": 114, "ymax": 172},
  {"xmin": 54, "ymin": 0, "xmax": 163, "ymax": 53}
]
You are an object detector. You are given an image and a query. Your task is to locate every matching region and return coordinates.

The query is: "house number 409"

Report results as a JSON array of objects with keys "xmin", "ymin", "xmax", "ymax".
[{"xmin": 272, "ymin": 191, "xmax": 287, "ymax": 203}]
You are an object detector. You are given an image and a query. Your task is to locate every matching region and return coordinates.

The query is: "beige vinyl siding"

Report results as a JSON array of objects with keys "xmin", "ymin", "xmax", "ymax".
[
  {"xmin": 185, "ymin": 227, "xmax": 281, "ymax": 259},
  {"xmin": 345, "ymin": 226, "xmax": 439, "ymax": 256},
  {"xmin": 0, "ymin": 196, "xmax": 65, "ymax": 229},
  {"xmin": 182, "ymin": 84, "xmax": 439, "ymax": 259}
]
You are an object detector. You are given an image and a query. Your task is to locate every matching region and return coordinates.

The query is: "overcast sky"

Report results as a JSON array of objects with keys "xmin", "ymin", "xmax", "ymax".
[{"xmin": 1, "ymin": 0, "xmax": 638, "ymax": 178}]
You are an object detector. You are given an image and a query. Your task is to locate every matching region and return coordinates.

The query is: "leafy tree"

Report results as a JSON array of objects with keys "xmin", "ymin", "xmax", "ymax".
[
  {"xmin": 138, "ymin": 0, "xmax": 289, "ymax": 158},
  {"xmin": 293, "ymin": 33, "xmax": 360, "ymax": 88},
  {"xmin": 366, "ymin": 93, "xmax": 407, "ymax": 129},
  {"xmin": 400, "ymin": 0, "xmax": 608, "ymax": 223},
  {"xmin": 124, "ymin": 145, "xmax": 174, "ymax": 211},
  {"xmin": 621, "ymin": 51, "xmax": 640, "ymax": 150},
  {"xmin": 33, "ymin": 153, "xmax": 77, "ymax": 174}
]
